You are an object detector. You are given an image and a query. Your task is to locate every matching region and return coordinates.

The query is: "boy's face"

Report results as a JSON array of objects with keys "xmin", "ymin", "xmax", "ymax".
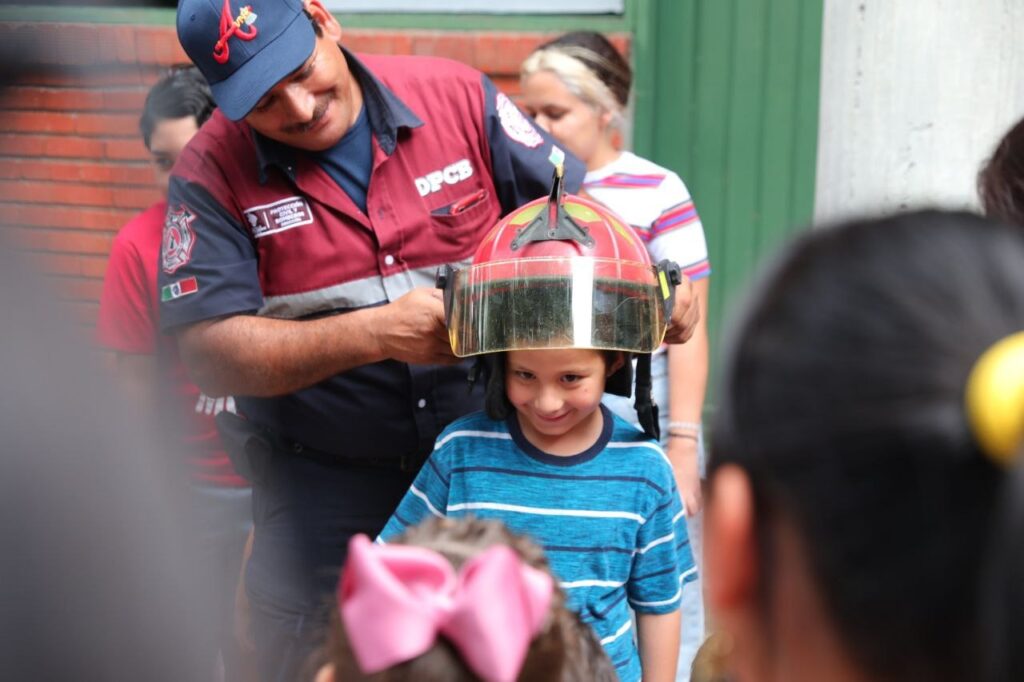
[{"xmin": 505, "ymin": 348, "xmax": 615, "ymax": 451}]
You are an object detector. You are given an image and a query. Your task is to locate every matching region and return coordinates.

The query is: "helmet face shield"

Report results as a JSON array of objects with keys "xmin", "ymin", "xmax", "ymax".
[{"xmin": 447, "ymin": 256, "xmax": 669, "ymax": 357}]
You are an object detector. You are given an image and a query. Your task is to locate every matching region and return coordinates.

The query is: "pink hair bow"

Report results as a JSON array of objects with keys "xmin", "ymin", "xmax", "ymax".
[{"xmin": 340, "ymin": 534, "xmax": 554, "ymax": 682}]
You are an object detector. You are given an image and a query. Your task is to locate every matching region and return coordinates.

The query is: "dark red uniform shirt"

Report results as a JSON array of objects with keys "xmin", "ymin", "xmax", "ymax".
[{"xmin": 159, "ymin": 49, "xmax": 583, "ymax": 462}]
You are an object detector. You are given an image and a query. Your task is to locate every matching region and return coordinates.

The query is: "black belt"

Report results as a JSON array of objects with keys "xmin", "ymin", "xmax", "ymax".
[{"xmin": 215, "ymin": 412, "xmax": 426, "ymax": 484}]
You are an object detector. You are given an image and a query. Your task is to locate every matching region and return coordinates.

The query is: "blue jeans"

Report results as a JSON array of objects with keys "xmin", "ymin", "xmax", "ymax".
[{"xmin": 603, "ymin": 352, "xmax": 706, "ymax": 682}]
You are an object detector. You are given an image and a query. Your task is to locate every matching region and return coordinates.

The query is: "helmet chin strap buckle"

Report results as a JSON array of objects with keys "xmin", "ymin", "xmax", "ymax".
[
  {"xmin": 633, "ymin": 353, "xmax": 660, "ymax": 441},
  {"xmin": 510, "ymin": 166, "xmax": 595, "ymax": 250}
]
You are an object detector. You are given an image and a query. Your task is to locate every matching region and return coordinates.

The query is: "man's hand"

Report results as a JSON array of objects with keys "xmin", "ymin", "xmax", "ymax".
[
  {"xmin": 664, "ymin": 274, "xmax": 699, "ymax": 344},
  {"xmin": 373, "ymin": 288, "xmax": 460, "ymax": 366}
]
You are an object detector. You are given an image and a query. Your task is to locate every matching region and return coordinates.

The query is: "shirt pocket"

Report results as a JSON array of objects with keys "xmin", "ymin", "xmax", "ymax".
[
  {"xmin": 426, "ymin": 188, "xmax": 496, "ymax": 250},
  {"xmin": 429, "ymin": 188, "xmax": 490, "ymax": 224}
]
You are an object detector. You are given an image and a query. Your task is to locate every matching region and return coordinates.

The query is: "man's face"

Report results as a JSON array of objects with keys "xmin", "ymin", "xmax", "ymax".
[
  {"xmin": 243, "ymin": 15, "xmax": 361, "ymax": 153},
  {"xmin": 148, "ymin": 116, "xmax": 200, "ymax": 197}
]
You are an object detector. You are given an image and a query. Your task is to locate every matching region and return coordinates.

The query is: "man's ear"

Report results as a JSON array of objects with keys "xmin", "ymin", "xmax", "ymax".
[
  {"xmin": 705, "ymin": 464, "xmax": 758, "ymax": 611},
  {"xmin": 305, "ymin": 0, "xmax": 343, "ymax": 42},
  {"xmin": 313, "ymin": 662, "xmax": 336, "ymax": 682}
]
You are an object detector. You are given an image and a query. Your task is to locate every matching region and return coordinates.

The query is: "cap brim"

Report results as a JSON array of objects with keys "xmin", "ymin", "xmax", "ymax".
[{"xmin": 211, "ymin": 11, "xmax": 316, "ymax": 121}]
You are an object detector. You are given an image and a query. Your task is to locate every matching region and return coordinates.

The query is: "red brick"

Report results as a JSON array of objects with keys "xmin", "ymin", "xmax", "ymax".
[
  {"xmin": 5, "ymin": 203, "xmax": 134, "ymax": 231},
  {"xmin": 31, "ymin": 252, "xmax": 108, "ymax": 279},
  {"xmin": 74, "ymin": 113, "xmax": 140, "ymax": 137},
  {"xmin": 104, "ymin": 138, "xmax": 150, "ymax": 162},
  {"xmin": 493, "ymin": 76, "xmax": 520, "ymax": 97},
  {"xmin": 0, "ymin": 134, "xmax": 101, "ymax": 158},
  {"xmin": 20, "ymin": 68, "xmax": 154, "ymax": 89},
  {"xmin": 0, "ymin": 159, "xmax": 154, "ymax": 186},
  {"xmin": 0, "ymin": 180, "xmax": 113, "ymax": 207},
  {"xmin": 135, "ymin": 26, "xmax": 188, "ymax": 66},
  {"xmin": 0, "ymin": 111, "xmax": 75, "ymax": 135},
  {"xmin": 1, "ymin": 87, "xmax": 109, "ymax": 113},
  {"xmin": 56, "ymin": 24, "xmax": 102, "ymax": 66},
  {"xmin": 4, "ymin": 227, "xmax": 115, "ymax": 255},
  {"xmin": 52, "ymin": 274, "xmax": 105, "ymax": 302},
  {"xmin": 0, "ymin": 180, "xmax": 155, "ymax": 210}
]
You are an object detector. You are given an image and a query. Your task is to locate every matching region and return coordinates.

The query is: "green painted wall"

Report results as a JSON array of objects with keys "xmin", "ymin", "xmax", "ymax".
[{"xmin": 631, "ymin": 0, "xmax": 823, "ymax": 417}]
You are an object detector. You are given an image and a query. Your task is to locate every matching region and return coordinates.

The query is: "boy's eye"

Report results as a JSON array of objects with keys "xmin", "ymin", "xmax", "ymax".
[
  {"xmin": 514, "ymin": 370, "xmax": 534, "ymax": 381},
  {"xmin": 153, "ymin": 157, "xmax": 174, "ymax": 171},
  {"xmin": 561, "ymin": 374, "xmax": 582, "ymax": 384}
]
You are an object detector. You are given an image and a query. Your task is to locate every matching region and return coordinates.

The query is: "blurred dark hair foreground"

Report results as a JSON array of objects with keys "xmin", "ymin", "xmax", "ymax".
[{"xmin": 0, "ymin": 44, "xmax": 213, "ymax": 682}]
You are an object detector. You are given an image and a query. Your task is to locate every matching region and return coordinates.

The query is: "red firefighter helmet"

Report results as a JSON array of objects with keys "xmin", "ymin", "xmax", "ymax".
[
  {"xmin": 436, "ymin": 167, "xmax": 681, "ymax": 440},
  {"xmin": 440, "ymin": 169, "xmax": 679, "ymax": 358}
]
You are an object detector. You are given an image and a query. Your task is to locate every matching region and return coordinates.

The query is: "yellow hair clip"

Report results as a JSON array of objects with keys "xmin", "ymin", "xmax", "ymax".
[{"xmin": 965, "ymin": 331, "xmax": 1024, "ymax": 466}]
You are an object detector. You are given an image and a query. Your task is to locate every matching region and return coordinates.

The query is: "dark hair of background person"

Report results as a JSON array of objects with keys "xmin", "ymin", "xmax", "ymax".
[
  {"xmin": 317, "ymin": 517, "xmax": 617, "ymax": 682},
  {"xmin": 982, "ymin": 453, "xmax": 1024, "ymax": 682},
  {"xmin": 709, "ymin": 211, "xmax": 1024, "ymax": 681},
  {"xmin": 533, "ymin": 31, "xmax": 632, "ymax": 109},
  {"xmin": 978, "ymin": 115, "xmax": 1024, "ymax": 226},
  {"xmin": 139, "ymin": 64, "xmax": 215, "ymax": 149}
]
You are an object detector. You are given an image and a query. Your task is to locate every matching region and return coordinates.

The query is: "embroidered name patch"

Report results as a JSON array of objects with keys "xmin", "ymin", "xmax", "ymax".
[
  {"xmin": 243, "ymin": 196, "xmax": 314, "ymax": 238},
  {"xmin": 496, "ymin": 92, "xmax": 543, "ymax": 149},
  {"xmin": 162, "ymin": 205, "xmax": 197, "ymax": 274}
]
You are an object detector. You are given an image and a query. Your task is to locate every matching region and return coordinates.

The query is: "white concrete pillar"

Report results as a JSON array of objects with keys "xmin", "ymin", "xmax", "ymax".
[{"xmin": 815, "ymin": 0, "xmax": 1024, "ymax": 222}]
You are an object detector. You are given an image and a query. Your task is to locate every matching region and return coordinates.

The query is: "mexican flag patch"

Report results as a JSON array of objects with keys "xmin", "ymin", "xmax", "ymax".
[{"xmin": 161, "ymin": 276, "xmax": 198, "ymax": 302}]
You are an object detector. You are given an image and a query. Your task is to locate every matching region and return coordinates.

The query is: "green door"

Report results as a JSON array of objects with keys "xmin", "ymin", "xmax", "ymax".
[{"xmin": 631, "ymin": 0, "xmax": 824, "ymax": 417}]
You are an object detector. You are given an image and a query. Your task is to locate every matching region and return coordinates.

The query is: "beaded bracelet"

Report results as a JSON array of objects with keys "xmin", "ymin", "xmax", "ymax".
[{"xmin": 668, "ymin": 420, "xmax": 701, "ymax": 432}]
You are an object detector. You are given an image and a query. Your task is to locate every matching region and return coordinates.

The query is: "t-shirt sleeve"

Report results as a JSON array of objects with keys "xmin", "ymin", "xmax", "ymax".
[
  {"xmin": 157, "ymin": 175, "xmax": 264, "ymax": 333},
  {"xmin": 377, "ymin": 445, "xmax": 453, "ymax": 542},
  {"xmin": 646, "ymin": 172, "xmax": 711, "ymax": 282},
  {"xmin": 480, "ymin": 75, "xmax": 586, "ymax": 213},
  {"xmin": 96, "ymin": 234, "xmax": 156, "ymax": 354},
  {"xmin": 627, "ymin": 457, "xmax": 694, "ymax": 614}
]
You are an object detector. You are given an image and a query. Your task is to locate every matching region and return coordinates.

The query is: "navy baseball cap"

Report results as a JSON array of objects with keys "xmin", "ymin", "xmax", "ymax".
[{"xmin": 177, "ymin": 0, "xmax": 316, "ymax": 121}]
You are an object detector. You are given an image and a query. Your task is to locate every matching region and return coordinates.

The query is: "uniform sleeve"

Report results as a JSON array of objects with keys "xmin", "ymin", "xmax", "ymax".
[
  {"xmin": 377, "ymin": 447, "xmax": 452, "ymax": 542},
  {"xmin": 96, "ymin": 234, "xmax": 156, "ymax": 354},
  {"xmin": 481, "ymin": 75, "xmax": 586, "ymax": 213},
  {"xmin": 646, "ymin": 172, "xmax": 711, "ymax": 282},
  {"xmin": 627, "ymin": 457, "xmax": 693, "ymax": 614},
  {"xmin": 157, "ymin": 175, "xmax": 264, "ymax": 332}
]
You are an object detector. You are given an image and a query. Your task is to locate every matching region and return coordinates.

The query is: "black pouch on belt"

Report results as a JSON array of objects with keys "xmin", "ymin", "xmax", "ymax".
[{"xmin": 214, "ymin": 411, "xmax": 273, "ymax": 485}]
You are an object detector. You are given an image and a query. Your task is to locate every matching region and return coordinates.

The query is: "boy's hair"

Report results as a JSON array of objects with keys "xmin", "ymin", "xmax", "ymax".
[
  {"xmin": 139, "ymin": 64, "xmax": 215, "ymax": 150},
  {"xmin": 322, "ymin": 517, "xmax": 616, "ymax": 681},
  {"xmin": 978, "ymin": 115, "xmax": 1024, "ymax": 227},
  {"xmin": 710, "ymin": 211, "xmax": 1024, "ymax": 681}
]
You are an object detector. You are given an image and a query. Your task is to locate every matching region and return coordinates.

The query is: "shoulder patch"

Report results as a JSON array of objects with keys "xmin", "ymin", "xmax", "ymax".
[
  {"xmin": 495, "ymin": 92, "xmax": 543, "ymax": 149},
  {"xmin": 161, "ymin": 205, "xmax": 197, "ymax": 274}
]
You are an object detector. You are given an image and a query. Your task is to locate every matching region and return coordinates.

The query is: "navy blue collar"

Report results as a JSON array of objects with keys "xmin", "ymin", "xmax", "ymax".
[
  {"xmin": 253, "ymin": 46, "xmax": 424, "ymax": 183},
  {"xmin": 507, "ymin": 404, "xmax": 613, "ymax": 467}
]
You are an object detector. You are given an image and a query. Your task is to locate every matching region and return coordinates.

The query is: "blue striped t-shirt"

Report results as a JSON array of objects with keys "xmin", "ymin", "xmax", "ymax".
[{"xmin": 378, "ymin": 406, "xmax": 696, "ymax": 682}]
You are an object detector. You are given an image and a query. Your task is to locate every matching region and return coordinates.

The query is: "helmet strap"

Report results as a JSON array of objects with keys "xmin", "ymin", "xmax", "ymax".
[{"xmin": 633, "ymin": 353, "xmax": 660, "ymax": 440}]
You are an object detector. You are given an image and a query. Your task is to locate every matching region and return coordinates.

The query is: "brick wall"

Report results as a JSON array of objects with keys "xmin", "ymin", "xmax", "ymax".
[{"xmin": 0, "ymin": 22, "xmax": 628, "ymax": 329}]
